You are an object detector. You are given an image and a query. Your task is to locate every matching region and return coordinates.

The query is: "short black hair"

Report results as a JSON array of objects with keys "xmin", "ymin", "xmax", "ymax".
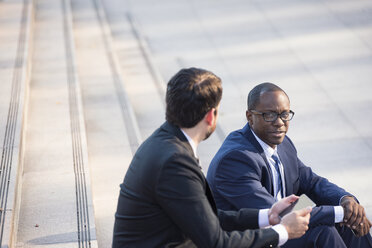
[
  {"xmin": 166, "ymin": 68, "xmax": 222, "ymax": 128},
  {"xmin": 247, "ymin": 82, "xmax": 288, "ymax": 110}
]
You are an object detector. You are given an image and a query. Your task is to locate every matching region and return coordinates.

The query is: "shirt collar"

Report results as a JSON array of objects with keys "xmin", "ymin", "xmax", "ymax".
[
  {"xmin": 251, "ymin": 130, "xmax": 278, "ymax": 158},
  {"xmin": 180, "ymin": 129, "xmax": 198, "ymax": 158}
]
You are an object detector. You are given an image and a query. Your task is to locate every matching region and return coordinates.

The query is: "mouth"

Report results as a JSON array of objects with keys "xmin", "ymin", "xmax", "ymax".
[{"xmin": 270, "ymin": 130, "xmax": 286, "ymax": 137}]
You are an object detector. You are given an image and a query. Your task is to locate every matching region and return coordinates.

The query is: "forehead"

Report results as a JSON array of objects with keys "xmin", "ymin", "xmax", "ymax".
[{"xmin": 256, "ymin": 90, "xmax": 290, "ymax": 111}]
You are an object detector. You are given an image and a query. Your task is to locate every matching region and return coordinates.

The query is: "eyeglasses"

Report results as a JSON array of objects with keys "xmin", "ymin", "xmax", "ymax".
[{"xmin": 250, "ymin": 110, "xmax": 295, "ymax": 122}]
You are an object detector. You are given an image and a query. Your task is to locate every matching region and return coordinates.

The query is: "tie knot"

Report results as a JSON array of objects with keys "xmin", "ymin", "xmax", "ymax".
[{"xmin": 272, "ymin": 154, "xmax": 280, "ymax": 163}]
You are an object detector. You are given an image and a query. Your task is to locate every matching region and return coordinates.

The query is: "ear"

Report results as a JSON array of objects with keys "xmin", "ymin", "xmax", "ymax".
[
  {"xmin": 246, "ymin": 110, "xmax": 252, "ymax": 125},
  {"xmin": 205, "ymin": 108, "xmax": 216, "ymax": 126}
]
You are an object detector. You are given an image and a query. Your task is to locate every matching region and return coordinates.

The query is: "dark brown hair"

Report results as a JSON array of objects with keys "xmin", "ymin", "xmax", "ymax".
[{"xmin": 166, "ymin": 68, "xmax": 222, "ymax": 128}]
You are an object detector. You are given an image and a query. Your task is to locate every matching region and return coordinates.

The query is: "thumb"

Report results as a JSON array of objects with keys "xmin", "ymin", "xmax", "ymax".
[
  {"xmin": 296, "ymin": 206, "xmax": 312, "ymax": 216},
  {"xmin": 285, "ymin": 194, "xmax": 299, "ymax": 204}
]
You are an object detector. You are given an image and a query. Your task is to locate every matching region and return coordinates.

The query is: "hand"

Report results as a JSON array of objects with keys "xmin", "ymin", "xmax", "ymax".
[
  {"xmin": 268, "ymin": 194, "xmax": 299, "ymax": 225},
  {"xmin": 340, "ymin": 196, "xmax": 371, "ymax": 236},
  {"xmin": 281, "ymin": 207, "xmax": 312, "ymax": 239},
  {"xmin": 353, "ymin": 217, "xmax": 372, "ymax": 237}
]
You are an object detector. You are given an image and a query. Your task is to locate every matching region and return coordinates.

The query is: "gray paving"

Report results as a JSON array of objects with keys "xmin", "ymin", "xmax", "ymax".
[
  {"xmin": 71, "ymin": 0, "xmax": 142, "ymax": 246},
  {"xmin": 1, "ymin": 0, "xmax": 372, "ymax": 247},
  {"xmin": 0, "ymin": 0, "xmax": 32, "ymax": 246},
  {"xmin": 108, "ymin": 0, "xmax": 372, "ymax": 222},
  {"xmin": 16, "ymin": 0, "xmax": 97, "ymax": 247}
]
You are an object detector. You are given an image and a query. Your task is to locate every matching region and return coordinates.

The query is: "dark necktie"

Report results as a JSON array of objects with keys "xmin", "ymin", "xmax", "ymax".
[{"xmin": 272, "ymin": 154, "xmax": 283, "ymax": 198}]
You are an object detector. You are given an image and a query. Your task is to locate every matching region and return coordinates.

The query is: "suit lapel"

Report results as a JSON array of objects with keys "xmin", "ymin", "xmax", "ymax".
[
  {"xmin": 161, "ymin": 121, "xmax": 201, "ymax": 169},
  {"xmin": 162, "ymin": 122, "xmax": 194, "ymax": 152},
  {"xmin": 162, "ymin": 122, "xmax": 217, "ymax": 214},
  {"xmin": 277, "ymin": 144, "xmax": 292, "ymax": 196},
  {"xmin": 243, "ymin": 124, "xmax": 274, "ymax": 196}
]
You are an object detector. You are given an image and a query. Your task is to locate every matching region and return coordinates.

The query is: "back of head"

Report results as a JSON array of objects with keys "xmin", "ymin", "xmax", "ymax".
[
  {"xmin": 247, "ymin": 82, "xmax": 288, "ymax": 110},
  {"xmin": 166, "ymin": 68, "xmax": 222, "ymax": 128}
]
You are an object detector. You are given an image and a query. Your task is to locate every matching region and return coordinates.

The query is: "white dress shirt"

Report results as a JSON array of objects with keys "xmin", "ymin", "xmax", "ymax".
[{"xmin": 251, "ymin": 131, "xmax": 286, "ymax": 200}]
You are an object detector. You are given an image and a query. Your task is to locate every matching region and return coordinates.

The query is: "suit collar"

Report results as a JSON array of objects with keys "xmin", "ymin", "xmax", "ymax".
[
  {"xmin": 161, "ymin": 121, "xmax": 196, "ymax": 158},
  {"xmin": 180, "ymin": 129, "xmax": 197, "ymax": 158},
  {"xmin": 243, "ymin": 123, "xmax": 275, "ymax": 195},
  {"xmin": 242, "ymin": 123, "xmax": 265, "ymax": 154},
  {"xmin": 243, "ymin": 123, "xmax": 294, "ymax": 197},
  {"xmin": 161, "ymin": 121, "xmax": 186, "ymax": 140},
  {"xmin": 250, "ymin": 129, "xmax": 278, "ymax": 159}
]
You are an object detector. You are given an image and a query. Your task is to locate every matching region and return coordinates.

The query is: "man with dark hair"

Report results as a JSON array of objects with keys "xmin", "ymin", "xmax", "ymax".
[
  {"xmin": 112, "ymin": 69, "xmax": 312, "ymax": 248},
  {"xmin": 207, "ymin": 82, "xmax": 372, "ymax": 247}
]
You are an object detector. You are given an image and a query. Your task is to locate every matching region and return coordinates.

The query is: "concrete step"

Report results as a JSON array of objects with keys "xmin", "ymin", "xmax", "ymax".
[
  {"xmin": 100, "ymin": 1, "xmax": 166, "ymax": 140},
  {"xmin": 0, "ymin": 0, "xmax": 33, "ymax": 246},
  {"xmin": 101, "ymin": 0, "xmax": 372, "ymax": 227},
  {"xmin": 1, "ymin": 1, "xmax": 369, "ymax": 247},
  {"xmin": 70, "ymin": 0, "xmax": 141, "ymax": 246},
  {"xmin": 16, "ymin": 0, "xmax": 97, "ymax": 247},
  {"xmin": 99, "ymin": 0, "xmax": 226, "ymax": 171}
]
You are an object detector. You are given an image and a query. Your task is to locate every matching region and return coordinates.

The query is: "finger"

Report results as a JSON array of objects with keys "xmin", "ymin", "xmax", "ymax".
[
  {"xmin": 285, "ymin": 194, "xmax": 299, "ymax": 204},
  {"xmin": 279, "ymin": 195, "xmax": 299, "ymax": 209},
  {"xmin": 368, "ymin": 219, "xmax": 372, "ymax": 229},
  {"xmin": 343, "ymin": 203, "xmax": 355, "ymax": 225},
  {"xmin": 349, "ymin": 206, "xmax": 363, "ymax": 229},
  {"xmin": 272, "ymin": 195, "xmax": 299, "ymax": 214},
  {"xmin": 342, "ymin": 199, "xmax": 354, "ymax": 223},
  {"xmin": 357, "ymin": 220, "xmax": 368, "ymax": 237},
  {"xmin": 362, "ymin": 217, "xmax": 372, "ymax": 236},
  {"xmin": 354, "ymin": 220, "xmax": 364, "ymax": 237},
  {"xmin": 346, "ymin": 211, "xmax": 357, "ymax": 228},
  {"xmin": 355, "ymin": 207, "xmax": 366, "ymax": 229},
  {"xmin": 360, "ymin": 221, "xmax": 368, "ymax": 237}
]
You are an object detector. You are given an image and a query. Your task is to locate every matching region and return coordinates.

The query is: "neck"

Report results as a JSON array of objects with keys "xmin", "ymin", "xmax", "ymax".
[
  {"xmin": 250, "ymin": 127, "xmax": 277, "ymax": 150},
  {"xmin": 181, "ymin": 126, "xmax": 203, "ymax": 146}
]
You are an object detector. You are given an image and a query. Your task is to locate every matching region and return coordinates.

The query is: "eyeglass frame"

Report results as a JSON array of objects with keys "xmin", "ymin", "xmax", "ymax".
[{"xmin": 250, "ymin": 110, "xmax": 295, "ymax": 122}]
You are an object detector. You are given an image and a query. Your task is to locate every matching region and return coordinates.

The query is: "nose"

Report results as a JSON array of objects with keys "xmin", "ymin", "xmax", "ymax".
[{"xmin": 273, "ymin": 116, "xmax": 285, "ymax": 127}]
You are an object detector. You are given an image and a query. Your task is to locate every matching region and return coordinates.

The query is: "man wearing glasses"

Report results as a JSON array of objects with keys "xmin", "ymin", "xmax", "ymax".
[{"xmin": 207, "ymin": 82, "xmax": 372, "ymax": 247}]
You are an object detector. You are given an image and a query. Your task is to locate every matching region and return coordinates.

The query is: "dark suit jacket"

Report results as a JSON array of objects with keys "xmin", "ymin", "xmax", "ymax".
[
  {"xmin": 112, "ymin": 122, "xmax": 279, "ymax": 248},
  {"xmin": 207, "ymin": 124, "xmax": 351, "ymax": 227}
]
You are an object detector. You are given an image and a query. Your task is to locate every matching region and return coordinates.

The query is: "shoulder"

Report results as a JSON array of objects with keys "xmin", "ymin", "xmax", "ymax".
[
  {"xmin": 211, "ymin": 128, "xmax": 261, "ymax": 165},
  {"xmin": 151, "ymin": 129, "xmax": 204, "ymax": 180},
  {"xmin": 133, "ymin": 127, "xmax": 199, "ymax": 177},
  {"xmin": 208, "ymin": 132, "xmax": 265, "ymax": 181},
  {"xmin": 278, "ymin": 135, "xmax": 298, "ymax": 154},
  {"xmin": 138, "ymin": 126, "xmax": 189, "ymax": 159}
]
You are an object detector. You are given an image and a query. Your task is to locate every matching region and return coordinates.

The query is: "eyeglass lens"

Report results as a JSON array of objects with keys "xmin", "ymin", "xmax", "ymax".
[{"xmin": 264, "ymin": 111, "xmax": 293, "ymax": 122}]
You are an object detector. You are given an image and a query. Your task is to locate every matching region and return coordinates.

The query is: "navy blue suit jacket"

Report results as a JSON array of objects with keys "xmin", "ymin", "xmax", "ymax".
[{"xmin": 207, "ymin": 124, "xmax": 351, "ymax": 227}]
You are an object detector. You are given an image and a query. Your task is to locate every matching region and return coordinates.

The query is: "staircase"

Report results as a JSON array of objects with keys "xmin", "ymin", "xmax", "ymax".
[
  {"xmin": 0, "ymin": 0, "xmax": 219, "ymax": 247},
  {"xmin": 1, "ymin": 0, "xmax": 372, "ymax": 247},
  {"xmin": 0, "ymin": 0, "xmax": 151, "ymax": 247}
]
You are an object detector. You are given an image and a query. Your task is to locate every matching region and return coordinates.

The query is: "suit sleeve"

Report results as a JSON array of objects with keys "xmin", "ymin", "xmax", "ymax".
[
  {"xmin": 284, "ymin": 137, "xmax": 352, "ymax": 206},
  {"xmin": 297, "ymin": 157, "xmax": 350, "ymax": 206},
  {"xmin": 283, "ymin": 137, "xmax": 355, "ymax": 226},
  {"xmin": 214, "ymin": 150, "xmax": 276, "ymax": 210},
  {"xmin": 213, "ymin": 149, "xmax": 340, "ymax": 227},
  {"xmin": 155, "ymin": 153, "xmax": 279, "ymax": 248}
]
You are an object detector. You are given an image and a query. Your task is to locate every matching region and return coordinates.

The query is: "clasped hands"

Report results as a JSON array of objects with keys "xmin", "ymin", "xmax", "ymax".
[{"xmin": 340, "ymin": 196, "xmax": 372, "ymax": 237}]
